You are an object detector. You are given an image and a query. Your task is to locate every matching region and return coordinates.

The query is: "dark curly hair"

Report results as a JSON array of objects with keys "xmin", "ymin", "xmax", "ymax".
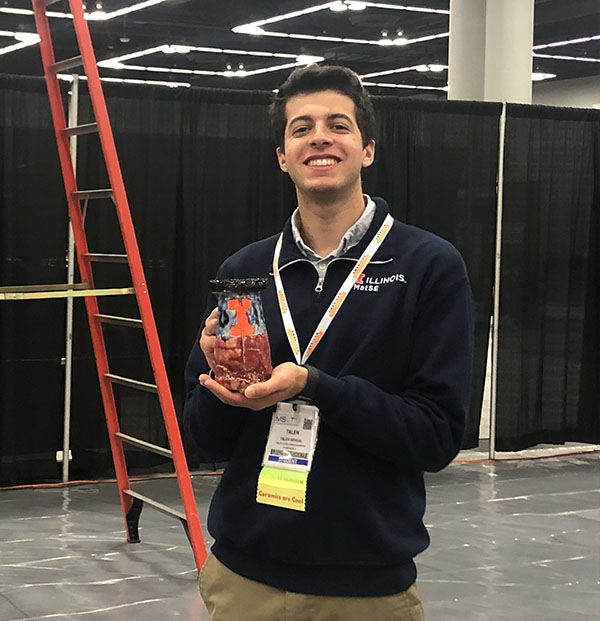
[{"xmin": 269, "ymin": 64, "xmax": 375, "ymax": 150}]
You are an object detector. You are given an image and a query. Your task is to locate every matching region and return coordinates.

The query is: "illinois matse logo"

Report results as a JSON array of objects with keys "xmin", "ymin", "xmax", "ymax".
[{"xmin": 354, "ymin": 272, "xmax": 407, "ymax": 292}]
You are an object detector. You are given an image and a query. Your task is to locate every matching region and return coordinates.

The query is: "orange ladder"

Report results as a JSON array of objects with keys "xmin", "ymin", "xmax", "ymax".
[{"xmin": 26, "ymin": 0, "xmax": 207, "ymax": 571}]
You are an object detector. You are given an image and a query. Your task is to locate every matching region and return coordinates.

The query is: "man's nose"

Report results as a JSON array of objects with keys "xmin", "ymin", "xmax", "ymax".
[{"xmin": 310, "ymin": 123, "xmax": 332, "ymax": 146}]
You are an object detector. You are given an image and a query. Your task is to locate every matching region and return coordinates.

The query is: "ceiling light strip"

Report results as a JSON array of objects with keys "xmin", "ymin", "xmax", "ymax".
[
  {"xmin": 533, "ymin": 34, "xmax": 600, "ymax": 50},
  {"xmin": 0, "ymin": 8, "xmax": 34, "ymax": 15},
  {"xmin": 246, "ymin": 61, "xmax": 305, "ymax": 76},
  {"xmin": 232, "ymin": 0, "xmax": 449, "ymax": 33},
  {"xmin": 533, "ymin": 52, "xmax": 600, "ymax": 63},
  {"xmin": 0, "ymin": 41, "xmax": 31, "ymax": 56},
  {"xmin": 57, "ymin": 73, "xmax": 191, "ymax": 88},
  {"xmin": 361, "ymin": 65, "xmax": 422, "ymax": 78},
  {"xmin": 362, "ymin": 81, "xmax": 448, "ymax": 91},
  {"xmin": 362, "ymin": 2, "xmax": 449, "ymax": 14},
  {"xmin": 99, "ymin": 59, "xmax": 320, "ymax": 78},
  {"xmin": 100, "ymin": 44, "xmax": 306, "ymax": 68},
  {"xmin": 106, "ymin": 0, "xmax": 169, "ymax": 19},
  {"xmin": 233, "ymin": 2, "xmax": 337, "ymax": 32},
  {"xmin": 98, "ymin": 46, "xmax": 166, "ymax": 65},
  {"xmin": 246, "ymin": 29, "xmax": 448, "ymax": 47},
  {"xmin": 0, "ymin": 1, "xmax": 169, "ymax": 21}
]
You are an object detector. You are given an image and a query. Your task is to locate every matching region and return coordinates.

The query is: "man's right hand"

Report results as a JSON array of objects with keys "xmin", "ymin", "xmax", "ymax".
[{"xmin": 200, "ymin": 307, "xmax": 218, "ymax": 371}]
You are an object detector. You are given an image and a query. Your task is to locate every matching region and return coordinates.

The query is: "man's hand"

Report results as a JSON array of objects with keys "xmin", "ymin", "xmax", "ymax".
[
  {"xmin": 200, "ymin": 307, "xmax": 219, "ymax": 371},
  {"xmin": 199, "ymin": 362, "xmax": 309, "ymax": 411}
]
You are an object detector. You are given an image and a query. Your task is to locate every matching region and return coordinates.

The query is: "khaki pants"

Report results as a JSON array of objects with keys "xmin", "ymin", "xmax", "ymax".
[{"xmin": 199, "ymin": 554, "xmax": 425, "ymax": 621}]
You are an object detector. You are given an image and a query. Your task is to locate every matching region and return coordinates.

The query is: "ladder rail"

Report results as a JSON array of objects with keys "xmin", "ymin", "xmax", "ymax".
[
  {"xmin": 67, "ymin": 0, "xmax": 206, "ymax": 571},
  {"xmin": 31, "ymin": 0, "xmax": 207, "ymax": 572}
]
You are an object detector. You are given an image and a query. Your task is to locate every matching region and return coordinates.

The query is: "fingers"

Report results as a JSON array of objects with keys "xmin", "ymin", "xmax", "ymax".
[
  {"xmin": 198, "ymin": 362, "xmax": 308, "ymax": 411},
  {"xmin": 199, "ymin": 374, "xmax": 281, "ymax": 411},
  {"xmin": 200, "ymin": 307, "xmax": 218, "ymax": 370},
  {"xmin": 244, "ymin": 362, "xmax": 307, "ymax": 400},
  {"xmin": 203, "ymin": 307, "xmax": 219, "ymax": 336}
]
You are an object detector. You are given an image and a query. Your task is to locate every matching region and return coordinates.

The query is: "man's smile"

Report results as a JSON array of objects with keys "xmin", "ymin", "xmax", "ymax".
[{"xmin": 304, "ymin": 156, "xmax": 340, "ymax": 167}]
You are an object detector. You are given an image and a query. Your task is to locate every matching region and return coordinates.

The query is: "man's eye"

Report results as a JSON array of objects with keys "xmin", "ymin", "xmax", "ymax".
[
  {"xmin": 332, "ymin": 124, "xmax": 349, "ymax": 131},
  {"xmin": 292, "ymin": 126, "xmax": 309, "ymax": 135}
]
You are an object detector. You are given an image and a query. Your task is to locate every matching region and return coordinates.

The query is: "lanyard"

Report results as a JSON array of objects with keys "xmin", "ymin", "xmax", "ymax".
[{"xmin": 272, "ymin": 213, "xmax": 394, "ymax": 365}]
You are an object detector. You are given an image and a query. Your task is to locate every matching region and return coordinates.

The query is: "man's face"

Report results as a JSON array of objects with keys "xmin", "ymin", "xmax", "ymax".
[{"xmin": 276, "ymin": 90, "xmax": 375, "ymax": 200}]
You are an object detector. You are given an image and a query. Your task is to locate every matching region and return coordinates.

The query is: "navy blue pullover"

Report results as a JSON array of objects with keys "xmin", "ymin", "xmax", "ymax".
[{"xmin": 184, "ymin": 197, "xmax": 474, "ymax": 597}]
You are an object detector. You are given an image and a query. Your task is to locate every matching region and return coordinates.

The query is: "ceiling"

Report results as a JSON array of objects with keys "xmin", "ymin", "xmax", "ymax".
[{"xmin": 0, "ymin": 0, "xmax": 599, "ymax": 97}]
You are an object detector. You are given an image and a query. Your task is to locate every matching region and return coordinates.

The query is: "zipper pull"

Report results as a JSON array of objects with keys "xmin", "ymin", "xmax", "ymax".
[{"xmin": 315, "ymin": 275, "xmax": 324, "ymax": 293}]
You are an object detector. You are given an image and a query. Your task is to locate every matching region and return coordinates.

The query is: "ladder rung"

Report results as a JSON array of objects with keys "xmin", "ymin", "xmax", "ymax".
[
  {"xmin": 84, "ymin": 253, "xmax": 129, "ymax": 263},
  {"xmin": 63, "ymin": 123, "xmax": 98, "ymax": 136},
  {"xmin": 115, "ymin": 432, "xmax": 172, "ymax": 458},
  {"xmin": 95, "ymin": 313, "xmax": 143, "ymax": 328},
  {"xmin": 0, "ymin": 286, "xmax": 135, "ymax": 301},
  {"xmin": 73, "ymin": 189, "xmax": 113, "ymax": 200},
  {"xmin": 0, "ymin": 281, "xmax": 89, "ymax": 294},
  {"xmin": 51, "ymin": 55, "xmax": 84, "ymax": 72},
  {"xmin": 124, "ymin": 490, "xmax": 187, "ymax": 522},
  {"xmin": 105, "ymin": 373, "xmax": 158, "ymax": 393}
]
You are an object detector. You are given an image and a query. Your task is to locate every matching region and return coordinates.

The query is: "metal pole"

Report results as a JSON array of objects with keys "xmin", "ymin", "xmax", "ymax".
[
  {"xmin": 489, "ymin": 101, "xmax": 507, "ymax": 460},
  {"xmin": 62, "ymin": 74, "xmax": 79, "ymax": 482}
]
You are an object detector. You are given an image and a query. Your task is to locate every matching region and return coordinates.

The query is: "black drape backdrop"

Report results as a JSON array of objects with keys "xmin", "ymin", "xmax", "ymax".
[
  {"xmin": 497, "ymin": 105, "xmax": 600, "ymax": 450},
  {"xmin": 366, "ymin": 99, "xmax": 501, "ymax": 447},
  {"xmin": 1, "ymin": 72, "xmax": 594, "ymax": 484}
]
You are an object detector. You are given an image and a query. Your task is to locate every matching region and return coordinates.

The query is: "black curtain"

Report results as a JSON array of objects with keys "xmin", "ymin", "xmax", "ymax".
[
  {"xmin": 0, "ymin": 72, "xmax": 527, "ymax": 484},
  {"xmin": 366, "ymin": 99, "xmax": 501, "ymax": 447},
  {"xmin": 0, "ymin": 76, "xmax": 68, "ymax": 483},
  {"xmin": 497, "ymin": 105, "xmax": 600, "ymax": 450}
]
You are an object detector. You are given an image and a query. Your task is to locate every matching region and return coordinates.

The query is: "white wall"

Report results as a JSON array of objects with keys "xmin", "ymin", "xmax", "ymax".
[{"xmin": 532, "ymin": 75, "xmax": 600, "ymax": 109}]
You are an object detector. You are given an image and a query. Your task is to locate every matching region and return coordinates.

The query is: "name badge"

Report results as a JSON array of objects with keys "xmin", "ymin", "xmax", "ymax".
[
  {"xmin": 256, "ymin": 402, "xmax": 320, "ymax": 512},
  {"xmin": 263, "ymin": 401, "xmax": 320, "ymax": 472}
]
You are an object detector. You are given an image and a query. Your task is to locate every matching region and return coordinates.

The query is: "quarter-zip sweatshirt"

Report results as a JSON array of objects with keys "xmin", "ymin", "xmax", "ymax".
[{"xmin": 184, "ymin": 197, "xmax": 474, "ymax": 597}]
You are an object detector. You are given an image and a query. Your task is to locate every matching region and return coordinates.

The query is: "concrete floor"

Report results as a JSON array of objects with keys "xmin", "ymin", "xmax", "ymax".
[{"xmin": 1, "ymin": 453, "xmax": 598, "ymax": 620}]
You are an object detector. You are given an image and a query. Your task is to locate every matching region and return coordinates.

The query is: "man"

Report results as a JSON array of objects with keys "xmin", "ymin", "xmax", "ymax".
[{"xmin": 184, "ymin": 64, "xmax": 474, "ymax": 620}]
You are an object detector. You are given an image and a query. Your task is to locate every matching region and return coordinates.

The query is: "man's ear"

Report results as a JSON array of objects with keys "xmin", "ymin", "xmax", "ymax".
[
  {"xmin": 276, "ymin": 146, "xmax": 288, "ymax": 172},
  {"xmin": 362, "ymin": 139, "xmax": 375, "ymax": 168}
]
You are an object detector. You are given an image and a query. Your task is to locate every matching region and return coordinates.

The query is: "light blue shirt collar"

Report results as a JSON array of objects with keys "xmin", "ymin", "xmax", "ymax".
[{"xmin": 291, "ymin": 195, "xmax": 376, "ymax": 262}]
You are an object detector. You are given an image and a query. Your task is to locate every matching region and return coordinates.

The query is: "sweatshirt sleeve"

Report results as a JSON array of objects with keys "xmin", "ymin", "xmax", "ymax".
[
  {"xmin": 312, "ymin": 248, "xmax": 474, "ymax": 473},
  {"xmin": 183, "ymin": 271, "xmax": 247, "ymax": 463}
]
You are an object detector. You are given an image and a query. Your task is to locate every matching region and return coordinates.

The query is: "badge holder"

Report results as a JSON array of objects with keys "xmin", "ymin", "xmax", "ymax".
[{"xmin": 256, "ymin": 401, "xmax": 320, "ymax": 512}]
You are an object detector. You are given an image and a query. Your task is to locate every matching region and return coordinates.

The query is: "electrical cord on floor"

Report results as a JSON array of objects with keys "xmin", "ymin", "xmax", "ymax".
[
  {"xmin": 1, "ymin": 449, "xmax": 598, "ymax": 491},
  {"xmin": 0, "ymin": 469, "xmax": 224, "ymax": 492}
]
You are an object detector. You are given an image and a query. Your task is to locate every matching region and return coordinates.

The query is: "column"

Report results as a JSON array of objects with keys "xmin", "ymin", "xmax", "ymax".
[
  {"xmin": 448, "ymin": 0, "xmax": 535, "ymax": 104},
  {"xmin": 448, "ymin": 0, "xmax": 486, "ymax": 101},
  {"xmin": 484, "ymin": 0, "xmax": 534, "ymax": 103}
]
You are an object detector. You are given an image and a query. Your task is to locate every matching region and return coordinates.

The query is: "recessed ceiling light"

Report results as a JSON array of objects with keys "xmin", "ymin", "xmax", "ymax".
[
  {"xmin": 428, "ymin": 64, "xmax": 445, "ymax": 72},
  {"xmin": 330, "ymin": 1, "xmax": 348, "ymax": 11},
  {"xmin": 347, "ymin": 2, "xmax": 367, "ymax": 10},
  {"xmin": 415, "ymin": 64, "xmax": 429, "ymax": 72},
  {"xmin": 86, "ymin": 10, "xmax": 108, "ymax": 20}
]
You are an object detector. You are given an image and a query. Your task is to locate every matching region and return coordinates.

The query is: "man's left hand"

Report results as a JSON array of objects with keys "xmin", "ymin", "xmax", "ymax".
[{"xmin": 199, "ymin": 362, "xmax": 308, "ymax": 411}]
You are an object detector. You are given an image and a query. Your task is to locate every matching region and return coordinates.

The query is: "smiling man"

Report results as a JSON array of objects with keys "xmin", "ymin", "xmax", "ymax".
[{"xmin": 184, "ymin": 64, "xmax": 474, "ymax": 620}]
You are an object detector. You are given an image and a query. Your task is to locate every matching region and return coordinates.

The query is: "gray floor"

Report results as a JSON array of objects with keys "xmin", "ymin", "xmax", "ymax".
[{"xmin": 1, "ymin": 454, "xmax": 599, "ymax": 620}]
